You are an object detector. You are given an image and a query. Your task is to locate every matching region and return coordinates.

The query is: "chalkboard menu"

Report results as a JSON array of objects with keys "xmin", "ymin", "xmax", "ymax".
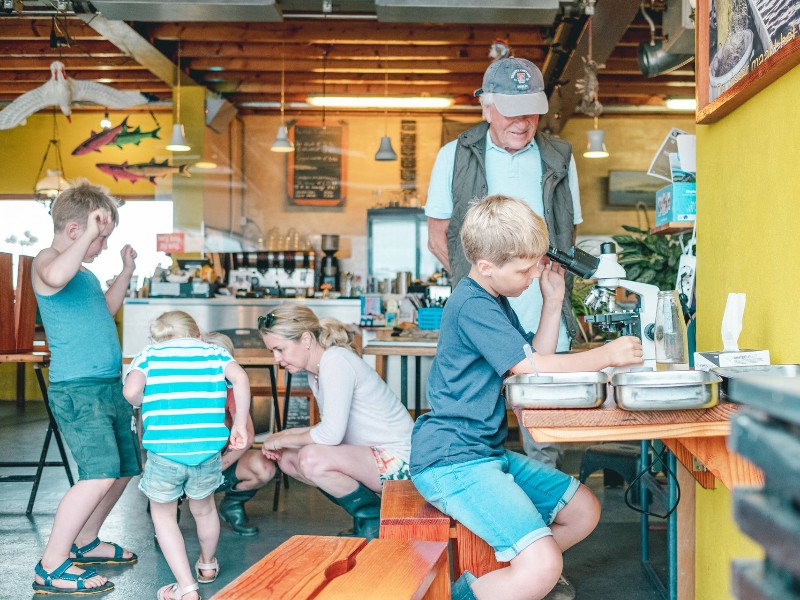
[{"xmin": 288, "ymin": 123, "xmax": 347, "ymax": 206}]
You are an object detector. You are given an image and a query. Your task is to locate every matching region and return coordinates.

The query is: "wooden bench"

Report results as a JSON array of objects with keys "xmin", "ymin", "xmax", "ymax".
[
  {"xmin": 211, "ymin": 535, "xmax": 450, "ymax": 600},
  {"xmin": 379, "ymin": 480, "xmax": 508, "ymax": 578}
]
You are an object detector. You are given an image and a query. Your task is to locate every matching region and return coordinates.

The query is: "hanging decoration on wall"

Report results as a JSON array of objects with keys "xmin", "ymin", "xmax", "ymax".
[
  {"xmin": 72, "ymin": 117, "xmax": 129, "ymax": 155},
  {"xmin": 71, "ymin": 117, "xmax": 161, "ymax": 155},
  {"xmin": 488, "ymin": 38, "xmax": 511, "ymax": 61},
  {"xmin": 95, "ymin": 159, "xmax": 191, "ymax": 184},
  {"xmin": 0, "ymin": 61, "xmax": 156, "ymax": 130}
]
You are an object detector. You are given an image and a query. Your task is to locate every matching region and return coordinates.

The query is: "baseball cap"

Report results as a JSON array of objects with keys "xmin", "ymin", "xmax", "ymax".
[{"xmin": 474, "ymin": 57, "xmax": 548, "ymax": 117}]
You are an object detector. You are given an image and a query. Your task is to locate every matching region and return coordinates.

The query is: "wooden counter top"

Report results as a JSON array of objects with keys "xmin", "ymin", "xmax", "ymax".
[{"xmin": 522, "ymin": 402, "xmax": 763, "ymax": 490}]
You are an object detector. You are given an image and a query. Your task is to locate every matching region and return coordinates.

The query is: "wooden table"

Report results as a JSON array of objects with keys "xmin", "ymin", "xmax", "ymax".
[
  {"xmin": 0, "ymin": 352, "xmax": 74, "ymax": 514},
  {"xmin": 522, "ymin": 402, "xmax": 763, "ymax": 600},
  {"xmin": 362, "ymin": 331, "xmax": 437, "ymax": 416}
]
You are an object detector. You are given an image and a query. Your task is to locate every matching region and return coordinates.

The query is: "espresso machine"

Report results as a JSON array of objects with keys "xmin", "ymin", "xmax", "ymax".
[
  {"xmin": 319, "ymin": 234, "xmax": 341, "ymax": 291},
  {"xmin": 227, "ymin": 251, "xmax": 316, "ymax": 297},
  {"xmin": 547, "ymin": 242, "xmax": 660, "ymax": 363}
]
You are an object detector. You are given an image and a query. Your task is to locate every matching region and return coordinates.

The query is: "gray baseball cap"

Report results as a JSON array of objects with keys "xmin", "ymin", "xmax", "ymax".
[{"xmin": 474, "ymin": 57, "xmax": 549, "ymax": 117}]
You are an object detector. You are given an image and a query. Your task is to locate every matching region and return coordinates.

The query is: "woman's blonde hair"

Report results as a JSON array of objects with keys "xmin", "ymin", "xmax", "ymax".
[
  {"xmin": 460, "ymin": 194, "xmax": 549, "ymax": 267},
  {"xmin": 203, "ymin": 331, "xmax": 235, "ymax": 354},
  {"xmin": 258, "ymin": 304, "xmax": 353, "ymax": 350},
  {"xmin": 150, "ymin": 310, "xmax": 202, "ymax": 343},
  {"xmin": 50, "ymin": 178, "xmax": 119, "ymax": 232}
]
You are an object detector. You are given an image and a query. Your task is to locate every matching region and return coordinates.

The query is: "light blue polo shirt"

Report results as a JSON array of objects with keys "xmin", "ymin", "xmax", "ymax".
[{"xmin": 426, "ymin": 131, "xmax": 582, "ymax": 350}]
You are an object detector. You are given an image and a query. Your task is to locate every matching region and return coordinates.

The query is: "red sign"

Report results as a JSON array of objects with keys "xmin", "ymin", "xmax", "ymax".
[{"xmin": 156, "ymin": 232, "xmax": 185, "ymax": 253}]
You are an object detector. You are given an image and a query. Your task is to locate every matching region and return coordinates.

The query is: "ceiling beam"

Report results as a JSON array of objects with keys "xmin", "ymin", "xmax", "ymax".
[
  {"xmin": 140, "ymin": 21, "xmax": 550, "ymax": 46},
  {"xmin": 186, "ymin": 57, "xmax": 525, "ymax": 73}
]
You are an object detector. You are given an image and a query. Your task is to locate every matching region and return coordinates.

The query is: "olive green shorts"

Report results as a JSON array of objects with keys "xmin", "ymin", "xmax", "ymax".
[{"xmin": 48, "ymin": 377, "xmax": 142, "ymax": 481}]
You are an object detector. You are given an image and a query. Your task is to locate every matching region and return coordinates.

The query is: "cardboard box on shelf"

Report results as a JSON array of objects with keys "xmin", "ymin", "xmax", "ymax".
[{"xmin": 656, "ymin": 183, "xmax": 696, "ymax": 226}]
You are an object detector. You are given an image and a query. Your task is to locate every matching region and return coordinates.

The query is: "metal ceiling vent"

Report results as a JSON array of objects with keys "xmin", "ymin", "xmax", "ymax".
[
  {"xmin": 90, "ymin": 0, "xmax": 283, "ymax": 22},
  {"xmin": 375, "ymin": 0, "xmax": 559, "ymax": 24}
]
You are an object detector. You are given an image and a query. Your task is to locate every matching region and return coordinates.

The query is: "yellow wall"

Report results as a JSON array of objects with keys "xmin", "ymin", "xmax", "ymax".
[{"xmin": 694, "ymin": 63, "xmax": 800, "ymax": 599}]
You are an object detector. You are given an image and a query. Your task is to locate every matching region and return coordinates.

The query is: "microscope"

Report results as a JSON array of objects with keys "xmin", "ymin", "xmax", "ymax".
[{"xmin": 546, "ymin": 242, "xmax": 660, "ymax": 363}]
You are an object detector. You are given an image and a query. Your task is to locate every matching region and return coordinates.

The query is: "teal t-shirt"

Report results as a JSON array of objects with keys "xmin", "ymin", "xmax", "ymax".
[
  {"xmin": 34, "ymin": 268, "xmax": 122, "ymax": 382},
  {"xmin": 410, "ymin": 278, "xmax": 534, "ymax": 475}
]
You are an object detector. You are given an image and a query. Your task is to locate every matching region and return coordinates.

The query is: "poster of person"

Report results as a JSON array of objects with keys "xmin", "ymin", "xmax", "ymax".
[{"xmin": 708, "ymin": 0, "xmax": 800, "ymax": 101}]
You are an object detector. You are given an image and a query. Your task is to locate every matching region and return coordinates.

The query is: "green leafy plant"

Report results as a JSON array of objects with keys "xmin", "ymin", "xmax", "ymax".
[{"xmin": 611, "ymin": 225, "xmax": 686, "ymax": 290}]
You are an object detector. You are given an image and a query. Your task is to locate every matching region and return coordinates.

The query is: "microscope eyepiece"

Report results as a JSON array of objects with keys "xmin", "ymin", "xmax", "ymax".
[{"xmin": 545, "ymin": 245, "xmax": 600, "ymax": 279}]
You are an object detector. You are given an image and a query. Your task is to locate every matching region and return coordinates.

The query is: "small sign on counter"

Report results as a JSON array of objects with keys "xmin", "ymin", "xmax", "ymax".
[{"xmin": 157, "ymin": 232, "xmax": 185, "ymax": 253}]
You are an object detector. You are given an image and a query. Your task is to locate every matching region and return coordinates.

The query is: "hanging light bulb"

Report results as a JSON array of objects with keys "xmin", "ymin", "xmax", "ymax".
[
  {"xmin": 100, "ymin": 109, "xmax": 111, "ymax": 130},
  {"xmin": 584, "ymin": 118, "xmax": 609, "ymax": 158},
  {"xmin": 271, "ymin": 45, "xmax": 294, "ymax": 153},
  {"xmin": 166, "ymin": 41, "xmax": 191, "ymax": 152},
  {"xmin": 374, "ymin": 45, "xmax": 397, "ymax": 162}
]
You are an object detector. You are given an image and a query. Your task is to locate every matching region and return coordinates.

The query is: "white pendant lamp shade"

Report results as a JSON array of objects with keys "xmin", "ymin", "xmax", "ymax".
[
  {"xmin": 374, "ymin": 135, "xmax": 398, "ymax": 161},
  {"xmin": 271, "ymin": 125, "xmax": 294, "ymax": 152},
  {"xmin": 166, "ymin": 123, "xmax": 191, "ymax": 152},
  {"xmin": 35, "ymin": 169, "xmax": 69, "ymax": 200},
  {"xmin": 583, "ymin": 129, "xmax": 609, "ymax": 158}
]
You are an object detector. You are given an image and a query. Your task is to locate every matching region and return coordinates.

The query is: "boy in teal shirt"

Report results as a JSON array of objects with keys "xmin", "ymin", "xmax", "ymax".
[{"xmin": 32, "ymin": 180, "xmax": 139, "ymax": 595}]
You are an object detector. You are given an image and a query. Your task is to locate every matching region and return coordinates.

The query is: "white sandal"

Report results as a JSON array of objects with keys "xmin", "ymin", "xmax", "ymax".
[
  {"xmin": 157, "ymin": 581, "xmax": 200, "ymax": 600},
  {"xmin": 194, "ymin": 557, "xmax": 219, "ymax": 584}
]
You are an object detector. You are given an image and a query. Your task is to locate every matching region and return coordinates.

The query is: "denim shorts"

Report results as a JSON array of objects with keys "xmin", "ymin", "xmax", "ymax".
[
  {"xmin": 411, "ymin": 450, "xmax": 579, "ymax": 562},
  {"xmin": 48, "ymin": 377, "xmax": 141, "ymax": 480},
  {"xmin": 139, "ymin": 451, "xmax": 224, "ymax": 503}
]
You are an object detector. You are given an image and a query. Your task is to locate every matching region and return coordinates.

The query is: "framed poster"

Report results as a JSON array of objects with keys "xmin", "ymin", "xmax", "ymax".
[
  {"xmin": 287, "ymin": 121, "xmax": 347, "ymax": 206},
  {"xmin": 697, "ymin": 0, "xmax": 800, "ymax": 124}
]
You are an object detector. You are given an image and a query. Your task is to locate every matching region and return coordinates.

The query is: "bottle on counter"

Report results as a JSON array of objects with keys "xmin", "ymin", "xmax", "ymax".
[{"xmin": 654, "ymin": 290, "xmax": 689, "ymax": 371}]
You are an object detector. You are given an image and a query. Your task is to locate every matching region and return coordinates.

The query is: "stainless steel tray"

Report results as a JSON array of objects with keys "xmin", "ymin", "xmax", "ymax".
[
  {"xmin": 504, "ymin": 372, "xmax": 608, "ymax": 409},
  {"xmin": 611, "ymin": 370, "xmax": 721, "ymax": 411},
  {"xmin": 712, "ymin": 364, "xmax": 800, "ymax": 400}
]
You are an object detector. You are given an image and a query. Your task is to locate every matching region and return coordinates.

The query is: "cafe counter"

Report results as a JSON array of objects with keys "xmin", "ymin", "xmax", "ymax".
[{"xmin": 121, "ymin": 296, "xmax": 361, "ymax": 357}]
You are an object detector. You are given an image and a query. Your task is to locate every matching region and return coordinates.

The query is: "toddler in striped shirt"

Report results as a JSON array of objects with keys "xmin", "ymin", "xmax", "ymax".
[{"xmin": 124, "ymin": 310, "xmax": 250, "ymax": 600}]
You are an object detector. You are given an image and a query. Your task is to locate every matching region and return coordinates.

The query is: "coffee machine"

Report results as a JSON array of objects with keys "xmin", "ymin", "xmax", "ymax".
[
  {"xmin": 319, "ymin": 234, "xmax": 341, "ymax": 291},
  {"xmin": 227, "ymin": 251, "xmax": 316, "ymax": 297}
]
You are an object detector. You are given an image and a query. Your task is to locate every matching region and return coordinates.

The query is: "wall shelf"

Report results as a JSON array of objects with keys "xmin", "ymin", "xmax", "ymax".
[{"xmin": 650, "ymin": 222, "xmax": 694, "ymax": 235}]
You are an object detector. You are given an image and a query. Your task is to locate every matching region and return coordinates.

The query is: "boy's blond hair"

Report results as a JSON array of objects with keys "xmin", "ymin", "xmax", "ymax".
[
  {"xmin": 203, "ymin": 331, "xmax": 235, "ymax": 354},
  {"xmin": 50, "ymin": 179, "xmax": 119, "ymax": 232},
  {"xmin": 460, "ymin": 194, "xmax": 549, "ymax": 267},
  {"xmin": 150, "ymin": 310, "xmax": 201, "ymax": 343}
]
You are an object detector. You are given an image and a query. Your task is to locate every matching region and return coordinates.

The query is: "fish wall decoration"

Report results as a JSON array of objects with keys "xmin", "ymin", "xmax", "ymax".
[
  {"xmin": 96, "ymin": 159, "xmax": 191, "ymax": 184},
  {"xmin": 106, "ymin": 122, "xmax": 161, "ymax": 149},
  {"xmin": 72, "ymin": 117, "xmax": 128, "ymax": 155}
]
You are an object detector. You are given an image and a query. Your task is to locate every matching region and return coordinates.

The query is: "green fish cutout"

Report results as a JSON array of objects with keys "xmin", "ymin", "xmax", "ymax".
[{"xmin": 105, "ymin": 123, "xmax": 161, "ymax": 149}]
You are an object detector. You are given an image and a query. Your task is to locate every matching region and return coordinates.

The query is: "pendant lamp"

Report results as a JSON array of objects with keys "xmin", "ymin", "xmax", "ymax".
[
  {"xmin": 584, "ymin": 118, "xmax": 608, "ymax": 158},
  {"xmin": 271, "ymin": 46, "xmax": 294, "ymax": 153},
  {"xmin": 166, "ymin": 41, "xmax": 191, "ymax": 152},
  {"xmin": 374, "ymin": 45, "xmax": 397, "ymax": 162},
  {"xmin": 34, "ymin": 112, "xmax": 69, "ymax": 200}
]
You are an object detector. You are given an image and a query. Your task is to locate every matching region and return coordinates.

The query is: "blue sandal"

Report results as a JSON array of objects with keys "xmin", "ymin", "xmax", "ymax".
[
  {"xmin": 71, "ymin": 538, "xmax": 138, "ymax": 565},
  {"xmin": 32, "ymin": 559, "xmax": 114, "ymax": 595}
]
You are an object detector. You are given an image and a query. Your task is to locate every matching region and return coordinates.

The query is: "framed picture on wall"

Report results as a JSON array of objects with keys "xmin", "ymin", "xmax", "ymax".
[
  {"xmin": 697, "ymin": 0, "xmax": 800, "ymax": 124},
  {"xmin": 287, "ymin": 120, "xmax": 348, "ymax": 207},
  {"xmin": 606, "ymin": 171, "xmax": 663, "ymax": 207}
]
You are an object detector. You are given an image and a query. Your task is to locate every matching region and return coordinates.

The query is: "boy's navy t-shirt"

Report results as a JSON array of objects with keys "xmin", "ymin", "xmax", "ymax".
[{"xmin": 410, "ymin": 277, "xmax": 534, "ymax": 475}]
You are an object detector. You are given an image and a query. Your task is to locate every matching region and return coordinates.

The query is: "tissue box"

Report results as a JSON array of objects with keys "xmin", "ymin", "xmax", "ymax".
[
  {"xmin": 693, "ymin": 349, "xmax": 770, "ymax": 371},
  {"xmin": 656, "ymin": 183, "xmax": 696, "ymax": 226}
]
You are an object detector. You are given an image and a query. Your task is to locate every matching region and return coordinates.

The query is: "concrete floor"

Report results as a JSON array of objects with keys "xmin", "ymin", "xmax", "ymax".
[{"xmin": 1, "ymin": 400, "xmax": 666, "ymax": 599}]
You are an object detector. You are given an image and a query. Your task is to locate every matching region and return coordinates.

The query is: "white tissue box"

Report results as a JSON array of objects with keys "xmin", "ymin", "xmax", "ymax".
[{"xmin": 693, "ymin": 350, "xmax": 770, "ymax": 371}]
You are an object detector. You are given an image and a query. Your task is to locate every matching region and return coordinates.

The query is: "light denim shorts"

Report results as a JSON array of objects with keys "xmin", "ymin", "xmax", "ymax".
[
  {"xmin": 138, "ymin": 451, "xmax": 224, "ymax": 503},
  {"xmin": 411, "ymin": 450, "xmax": 579, "ymax": 562}
]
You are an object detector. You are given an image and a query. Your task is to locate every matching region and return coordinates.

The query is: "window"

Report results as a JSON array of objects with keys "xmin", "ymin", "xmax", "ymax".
[{"xmin": 0, "ymin": 200, "xmax": 173, "ymax": 289}]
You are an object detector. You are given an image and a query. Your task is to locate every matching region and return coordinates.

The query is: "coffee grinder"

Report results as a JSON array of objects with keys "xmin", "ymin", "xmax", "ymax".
[{"xmin": 319, "ymin": 234, "xmax": 341, "ymax": 291}]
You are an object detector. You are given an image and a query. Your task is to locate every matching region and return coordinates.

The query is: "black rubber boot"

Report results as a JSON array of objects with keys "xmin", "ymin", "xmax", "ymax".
[
  {"xmin": 319, "ymin": 484, "xmax": 382, "ymax": 541},
  {"xmin": 219, "ymin": 488, "xmax": 259, "ymax": 537}
]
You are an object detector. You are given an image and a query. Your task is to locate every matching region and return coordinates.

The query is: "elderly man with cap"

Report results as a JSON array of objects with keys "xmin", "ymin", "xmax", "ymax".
[
  {"xmin": 427, "ymin": 58, "xmax": 583, "ymax": 456},
  {"xmin": 425, "ymin": 56, "xmax": 581, "ymax": 600}
]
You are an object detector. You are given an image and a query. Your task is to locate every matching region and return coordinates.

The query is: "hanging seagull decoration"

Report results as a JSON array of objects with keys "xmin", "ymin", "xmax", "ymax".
[{"xmin": 0, "ymin": 61, "xmax": 156, "ymax": 130}]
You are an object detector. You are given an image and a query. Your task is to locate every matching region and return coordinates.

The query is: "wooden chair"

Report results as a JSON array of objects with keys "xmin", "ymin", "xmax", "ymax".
[
  {"xmin": 211, "ymin": 534, "xmax": 450, "ymax": 600},
  {"xmin": 379, "ymin": 479, "xmax": 508, "ymax": 578}
]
